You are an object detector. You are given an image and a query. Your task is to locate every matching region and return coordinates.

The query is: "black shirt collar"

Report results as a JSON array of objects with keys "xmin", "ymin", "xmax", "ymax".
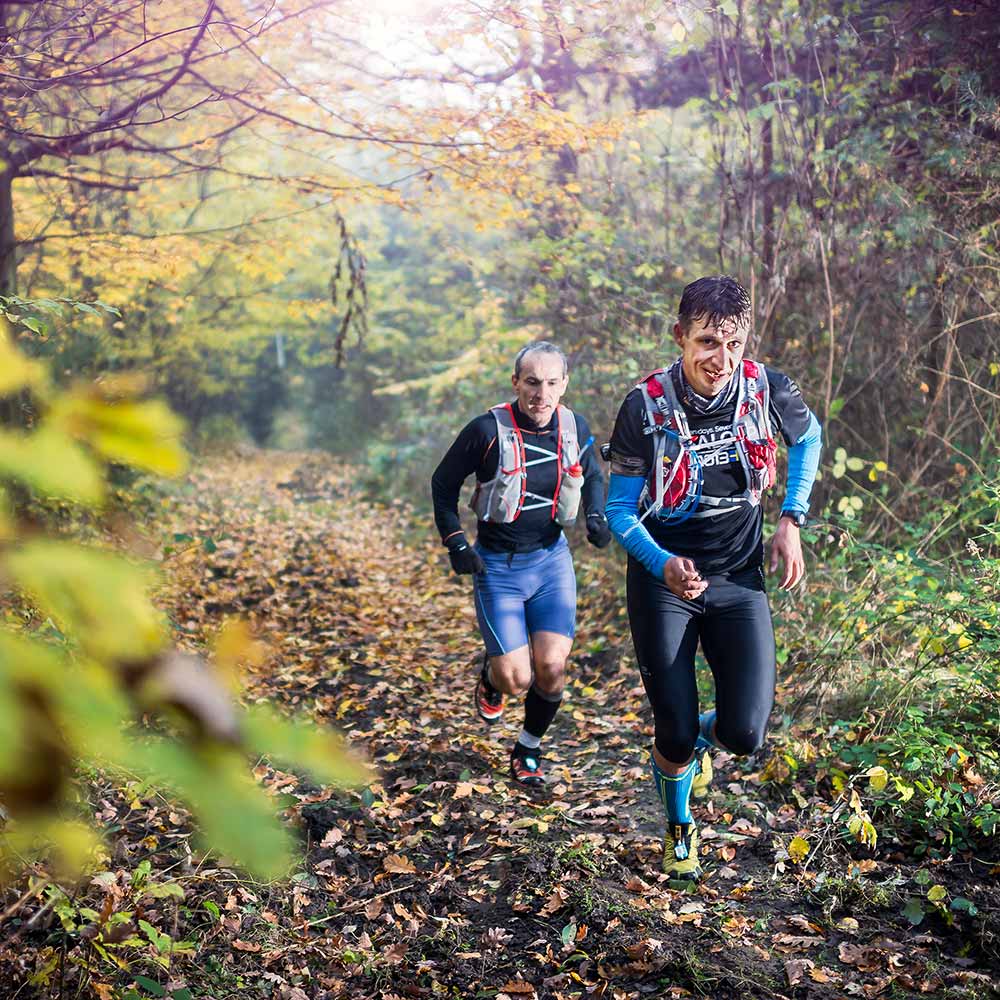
[{"xmin": 511, "ymin": 400, "xmax": 556, "ymax": 433}]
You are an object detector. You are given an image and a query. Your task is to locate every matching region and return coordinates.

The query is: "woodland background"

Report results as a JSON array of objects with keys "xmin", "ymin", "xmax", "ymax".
[{"xmin": 0, "ymin": 2, "xmax": 997, "ymax": 998}]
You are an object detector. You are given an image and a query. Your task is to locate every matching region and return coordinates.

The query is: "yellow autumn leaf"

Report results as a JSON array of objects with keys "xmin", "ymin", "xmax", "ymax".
[
  {"xmin": 867, "ymin": 766, "xmax": 889, "ymax": 792},
  {"xmin": 788, "ymin": 836, "xmax": 810, "ymax": 863},
  {"xmin": 5, "ymin": 540, "xmax": 163, "ymax": 661},
  {"xmin": 0, "ymin": 335, "xmax": 46, "ymax": 397},
  {"xmin": 50, "ymin": 394, "xmax": 187, "ymax": 477},
  {"xmin": 213, "ymin": 618, "xmax": 268, "ymax": 685},
  {"xmin": 0, "ymin": 427, "xmax": 104, "ymax": 504}
]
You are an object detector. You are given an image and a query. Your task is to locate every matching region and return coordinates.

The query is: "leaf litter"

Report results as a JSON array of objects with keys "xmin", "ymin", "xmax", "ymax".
[{"xmin": 1, "ymin": 452, "xmax": 996, "ymax": 999}]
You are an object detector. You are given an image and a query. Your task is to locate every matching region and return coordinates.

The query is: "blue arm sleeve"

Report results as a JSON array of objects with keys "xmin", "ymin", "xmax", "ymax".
[
  {"xmin": 782, "ymin": 411, "xmax": 822, "ymax": 514},
  {"xmin": 605, "ymin": 473, "xmax": 672, "ymax": 580}
]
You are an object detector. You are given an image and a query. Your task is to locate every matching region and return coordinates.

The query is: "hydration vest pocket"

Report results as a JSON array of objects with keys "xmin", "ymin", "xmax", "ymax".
[
  {"xmin": 651, "ymin": 452, "xmax": 691, "ymax": 512},
  {"xmin": 643, "ymin": 430, "xmax": 700, "ymax": 521},
  {"xmin": 743, "ymin": 437, "xmax": 777, "ymax": 492},
  {"xmin": 555, "ymin": 463, "xmax": 583, "ymax": 525}
]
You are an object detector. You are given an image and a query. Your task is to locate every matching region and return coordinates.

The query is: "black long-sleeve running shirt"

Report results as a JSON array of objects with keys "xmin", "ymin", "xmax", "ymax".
[
  {"xmin": 431, "ymin": 401, "xmax": 605, "ymax": 553},
  {"xmin": 608, "ymin": 366, "xmax": 813, "ymax": 575}
]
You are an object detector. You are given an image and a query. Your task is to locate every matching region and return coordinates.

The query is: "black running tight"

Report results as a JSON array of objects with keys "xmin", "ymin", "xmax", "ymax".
[{"xmin": 626, "ymin": 557, "xmax": 776, "ymax": 763}]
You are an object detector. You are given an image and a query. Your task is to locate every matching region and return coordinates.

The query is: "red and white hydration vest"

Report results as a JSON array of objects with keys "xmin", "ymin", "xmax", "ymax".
[
  {"xmin": 469, "ymin": 403, "xmax": 583, "ymax": 525},
  {"xmin": 632, "ymin": 360, "xmax": 778, "ymax": 528}
]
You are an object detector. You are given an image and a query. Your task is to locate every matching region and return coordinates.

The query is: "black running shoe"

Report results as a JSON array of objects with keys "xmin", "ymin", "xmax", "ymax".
[{"xmin": 509, "ymin": 748, "xmax": 544, "ymax": 785}]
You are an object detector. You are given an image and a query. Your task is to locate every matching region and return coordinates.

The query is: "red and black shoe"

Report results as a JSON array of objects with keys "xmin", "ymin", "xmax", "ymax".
[
  {"xmin": 475, "ymin": 660, "xmax": 504, "ymax": 724},
  {"xmin": 509, "ymin": 748, "xmax": 545, "ymax": 786}
]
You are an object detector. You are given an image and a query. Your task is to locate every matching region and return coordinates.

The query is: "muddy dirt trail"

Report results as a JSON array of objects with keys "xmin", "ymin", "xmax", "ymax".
[{"xmin": 139, "ymin": 452, "xmax": 999, "ymax": 999}]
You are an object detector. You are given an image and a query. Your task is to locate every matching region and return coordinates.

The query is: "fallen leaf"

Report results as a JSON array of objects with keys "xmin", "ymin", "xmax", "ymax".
[
  {"xmin": 772, "ymin": 933, "xmax": 824, "ymax": 952},
  {"xmin": 785, "ymin": 958, "xmax": 815, "ymax": 986},
  {"xmin": 382, "ymin": 941, "xmax": 407, "ymax": 964},
  {"xmin": 788, "ymin": 835, "xmax": 809, "ymax": 863},
  {"xmin": 539, "ymin": 886, "xmax": 569, "ymax": 916},
  {"xmin": 838, "ymin": 941, "xmax": 882, "ymax": 972},
  {"xmin": 319, "ymin": 827, "xmax": 343, "ymax": 847},
  {"xmin": 787, "ymin": 914, "xmax": 824, "ymax": 935},
  {"xmin": 809, "ymin": 966, "xmax": 838, "ymax": 983},
  {"xmin": 383, "ymin": 854, "xmax": 417, "ymax": 874},
  {"xmin": 500, "ymin": 982, "xmax": 536, "ymax": 996}
]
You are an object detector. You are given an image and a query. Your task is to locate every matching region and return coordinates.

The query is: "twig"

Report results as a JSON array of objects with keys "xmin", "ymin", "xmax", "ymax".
[{"xmin": 0, "ymin": 877, "xmax": 46, "ymax": 924}]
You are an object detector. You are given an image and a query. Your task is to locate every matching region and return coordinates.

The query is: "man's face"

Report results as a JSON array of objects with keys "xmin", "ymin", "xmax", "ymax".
[
  {"xmin": 673, "ymin": 313, "xmax": 750, "ymax": 397},
  {"xmin": 512, "ymin": 352, "xmax": 568, "ymax": 425}
]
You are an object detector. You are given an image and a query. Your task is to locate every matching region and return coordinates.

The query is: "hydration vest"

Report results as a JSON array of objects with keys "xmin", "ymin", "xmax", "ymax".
[
  {"xmin": 629, "ymin": 360, "xmax": 777, "ymax": 530},
  {"xmin": 469, "ymin": 403, "xmax": 583, "ymax": 525}
]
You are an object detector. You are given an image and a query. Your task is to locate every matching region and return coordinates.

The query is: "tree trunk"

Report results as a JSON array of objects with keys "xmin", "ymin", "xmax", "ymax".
[
  {"xmin": 761, "ymin": 32, "xmax": 775, "ymax": 280},
  {"xmin": 0, "ymin": 154, "xmax": 14, "ymax": 297},
  {"xmin": 761, "ymin": 115, "xmax": 774, "ymax": 279},
  {"xmin": 0, "ymin": 0, "xmax": 15, "ymax": 296}
]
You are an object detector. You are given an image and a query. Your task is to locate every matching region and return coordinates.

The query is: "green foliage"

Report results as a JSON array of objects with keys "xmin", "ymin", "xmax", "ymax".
[
  {"xmin": 0, "ymin": 300, "xmax": 367, "ymax": 882},
  {"xmin": 786, "ymin": 464, "xmax": 1000, "ymax": 851}
]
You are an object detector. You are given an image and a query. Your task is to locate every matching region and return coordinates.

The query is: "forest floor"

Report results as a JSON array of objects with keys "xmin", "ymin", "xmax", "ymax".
[{"xmin": 2, "ymin": 451, "xmax": 997, "ymax": 1000}]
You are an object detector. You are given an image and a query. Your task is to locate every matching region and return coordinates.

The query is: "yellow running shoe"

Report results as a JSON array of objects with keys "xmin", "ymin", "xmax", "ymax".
[
  {"xmin": 691, "ymin": 750, "xmax": 713, "ymax": 799},
  {"xmin": 663, "ymin": 822, "xmax": 702, "ymax": 880}
]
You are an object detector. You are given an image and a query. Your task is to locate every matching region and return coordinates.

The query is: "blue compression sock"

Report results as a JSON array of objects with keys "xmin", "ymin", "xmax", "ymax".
[
  {"xmin": 694, "ymin": 709, "xmax": 720, "ymax": 752},
  {"xmin": 650, "ymin": 753, "xmax": 697, "ymax": 825}
]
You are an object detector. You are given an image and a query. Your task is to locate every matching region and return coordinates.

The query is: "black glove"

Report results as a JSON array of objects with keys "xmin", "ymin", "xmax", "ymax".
[
  {"xmin": 586, "ymin": 512, "xmax": 613, "ymax": 549},
  {"xmin": 446, "ymin": 533, "xmax": 486, "ymax": 575}
]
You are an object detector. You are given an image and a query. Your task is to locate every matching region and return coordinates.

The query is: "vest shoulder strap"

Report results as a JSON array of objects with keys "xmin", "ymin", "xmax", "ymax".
[{"xmin": 555, "ymin": 404, "xmax": 578, "ymax": 449}]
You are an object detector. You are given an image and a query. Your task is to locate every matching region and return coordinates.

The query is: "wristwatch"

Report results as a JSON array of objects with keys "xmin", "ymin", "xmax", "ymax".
[{"xmin": 780, "ymin": 510, "xmax": 807, "ymax": 528}]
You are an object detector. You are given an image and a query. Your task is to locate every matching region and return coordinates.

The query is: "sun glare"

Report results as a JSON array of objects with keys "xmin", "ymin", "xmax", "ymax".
[{"xmin": 362, "ymin": 0, "xmax": 443, "ymax": 58}]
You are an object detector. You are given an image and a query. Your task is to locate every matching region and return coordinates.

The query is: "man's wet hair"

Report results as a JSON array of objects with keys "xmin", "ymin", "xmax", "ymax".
[
  {"xmin": 677, "ymin": 275, "xmax": 752, "ymax": 332},
  {"xmin": 513, "ymin": 341, "xmax": 567, "ymax": 379}
]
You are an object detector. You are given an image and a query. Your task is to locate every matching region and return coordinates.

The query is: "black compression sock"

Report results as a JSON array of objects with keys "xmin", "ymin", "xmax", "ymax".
[{"xmin": 523, "ymin": 683, "xmax": 563, "ymax": 741}]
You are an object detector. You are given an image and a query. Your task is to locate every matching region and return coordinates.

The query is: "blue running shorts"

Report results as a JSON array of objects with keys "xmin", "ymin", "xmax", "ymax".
[{"xmin": 472, "ymin": 535, "xmax": 577, "ymax": 656}]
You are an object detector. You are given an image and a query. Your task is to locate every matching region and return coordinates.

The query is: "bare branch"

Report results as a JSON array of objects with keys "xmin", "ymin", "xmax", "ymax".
[{"xmin": 22, "ymin": 168, "xmax": 139, "ymax": 191}]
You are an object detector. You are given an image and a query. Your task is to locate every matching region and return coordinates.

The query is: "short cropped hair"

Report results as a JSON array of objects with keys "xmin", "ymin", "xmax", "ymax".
[
  {"xmin": 677, "ymin": 275, "xmax": 752, "ymax": 332},
  {"xmin": 513, "ymin": 341, "xmax": 568, "ymax": 378}
]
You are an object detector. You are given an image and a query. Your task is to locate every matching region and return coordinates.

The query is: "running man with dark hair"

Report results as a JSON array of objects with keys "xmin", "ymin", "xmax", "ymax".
[
  {"xmin": 432, "ymin": 342, "xmax": 611, "ymax": 785},
  {"xmin": 604, "ymin": 275, "xmax": 822, "ymax": 879}
]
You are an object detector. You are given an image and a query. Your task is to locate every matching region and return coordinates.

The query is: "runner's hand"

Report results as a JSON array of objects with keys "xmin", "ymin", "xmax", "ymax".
[
  {"xmin": 446, "ymin": 534, "xmax": 486, "ymax": 575},
  {"xmin": 769, "ymin": 518, "xmax": 805, "ymax": 589},
  {"xmin": 663, "ymin": 555, "xmax": 707, "ymax": 600},
  {"xmin": 586, "ymin": 512, "xmax": 612, "ymax": 548}
]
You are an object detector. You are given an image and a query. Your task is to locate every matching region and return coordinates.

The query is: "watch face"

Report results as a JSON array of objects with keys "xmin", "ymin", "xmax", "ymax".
[{"xmin": 783, "ymin": 511, "xmax": 806, "ymax": 527}]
